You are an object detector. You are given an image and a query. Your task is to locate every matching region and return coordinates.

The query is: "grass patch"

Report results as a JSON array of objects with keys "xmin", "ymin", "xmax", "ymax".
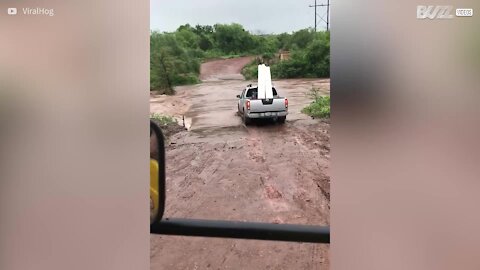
[
  {"xmin": 302, "ymin": 87, "xmax": 330, "ymax": 118},
  {"xmin": 150, "ymin": 113, "xmax": 177, "ymax": 126},
  {"xmin": 150, "ymin": 113, "xmax": 187, "ymax": 140}
]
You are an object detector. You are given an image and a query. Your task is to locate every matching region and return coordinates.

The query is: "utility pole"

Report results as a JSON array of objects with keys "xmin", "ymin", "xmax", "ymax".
[
  {"xmin": 309, "ymin": 0, "xmax": 330, "ymax": 31},
  {"xmin": 327, "ymin": 0, "xmax": 330, "ymax": 31}
]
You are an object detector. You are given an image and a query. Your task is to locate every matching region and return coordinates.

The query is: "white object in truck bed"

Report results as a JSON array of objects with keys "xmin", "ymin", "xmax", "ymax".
[{"xmin": 257, "ymin": 64, "xmax": 273, "ymax": 100}]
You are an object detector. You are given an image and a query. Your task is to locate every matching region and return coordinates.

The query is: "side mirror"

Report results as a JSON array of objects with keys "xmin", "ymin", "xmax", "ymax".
[
  {"xmin": 236, "ymin": 95, "xmax": 241, "ymax": 98},
  {"xmin": 150, "ymin": 121, "xmax": 166, "ymax": 227}
]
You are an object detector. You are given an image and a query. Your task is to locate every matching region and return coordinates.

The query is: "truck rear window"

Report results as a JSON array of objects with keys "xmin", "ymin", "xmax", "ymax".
[{"xmin": 246, "ymin": 88, "xmax": 278, "ymax": 99}]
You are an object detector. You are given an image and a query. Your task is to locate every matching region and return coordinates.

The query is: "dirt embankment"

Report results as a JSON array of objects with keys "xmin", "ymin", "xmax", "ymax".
[
  {"xmin": 150, "ymin": 57, "xmax": 330, "ymax": 270},
  {"xmin": 200, "ymin": 56, "xmax": 254, "ymax": 81}
]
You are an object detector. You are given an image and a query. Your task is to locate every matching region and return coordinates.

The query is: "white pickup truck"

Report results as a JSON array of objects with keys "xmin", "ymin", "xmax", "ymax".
[{"xmin": 236, "ymin": 64, "xmax": 288, "ymax": 125}]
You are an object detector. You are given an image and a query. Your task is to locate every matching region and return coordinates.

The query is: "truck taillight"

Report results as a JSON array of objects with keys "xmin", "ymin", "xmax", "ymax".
[
  {"xmin": 246, "ymin": 100, "xmax": 250, "ymax": 110},
  {"xmin": 285, "ymin": 98, "xmax": 288, "ymax": 108}
]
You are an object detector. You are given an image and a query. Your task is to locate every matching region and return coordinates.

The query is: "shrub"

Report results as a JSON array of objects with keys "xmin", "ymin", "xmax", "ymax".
[
  {"xmin": 171, "ymin": 73, "xmax": 200, "ymax": 85},
  {"xmin": 302, "ymin": 87, "xmax": 330, "ymax": 118},
  {"xmin": 241, "ymin": 60, "xmax": 259, "ymax": 80}
]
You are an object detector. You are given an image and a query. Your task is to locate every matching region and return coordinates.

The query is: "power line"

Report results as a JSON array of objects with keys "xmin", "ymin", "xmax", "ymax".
[{"xmin": 309, "ymin": 0, "xmax": 330, "ymax": 32}]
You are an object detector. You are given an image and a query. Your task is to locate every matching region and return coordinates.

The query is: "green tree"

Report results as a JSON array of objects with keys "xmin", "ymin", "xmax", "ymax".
[
  {"xmin": 305, "ymin": 32, "xmax": 330, "ymax": 77},
  {"xmin": 193, "ymin": 24, "xmax": 214, "ymax": 35},
  {"xmin": 177, "ymin": 24, "xmax": 194, "ymax": 32},
  {"xmin": 198, "ymin": 34, "xmax": 213, "ymax": 51},
  {"xmin": 253, "ymin": 35, "xmax": 279, "ymax": 54},
  {"xmin": 290, "ymin": 28, "xmax": 315, "ymax": 49},
  {"xmin": 175, "ymin": 28, "xmax": 200, "ymax": 49},
  {"xmin": 213, "ymin": 23, "xmax": 254, "ymax": 54},
  {"xmin": 150, "ymin": 31, "xmax": 200, "ymax": 93},
  {"xmin": 277, "ymin": 33, "xmax": 292, "ymax": 50},
  {"xmin": 150, "ymin": 32, "xmax": 175, "ymax": 94}
]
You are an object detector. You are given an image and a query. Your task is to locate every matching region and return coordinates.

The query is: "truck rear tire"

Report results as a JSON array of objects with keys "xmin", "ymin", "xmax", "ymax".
[
  {"xmin": 277, "ymin": 116, "xmax": 286, "ymax": 124},
  {"xmin": 243, "ymin": 112, "xmax": 252, "ymax": 125}
]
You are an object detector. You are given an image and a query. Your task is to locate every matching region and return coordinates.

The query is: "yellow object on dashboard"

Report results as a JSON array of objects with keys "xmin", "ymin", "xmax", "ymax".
[{"xmin": 150, "ymin": 159, "xmax": 159, "ymax": 225}]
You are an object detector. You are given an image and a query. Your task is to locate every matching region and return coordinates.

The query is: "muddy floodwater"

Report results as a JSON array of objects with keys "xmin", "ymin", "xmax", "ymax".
[{"xmin": 150, "ymin": 57, "xmax": 331, "ymax": 270}]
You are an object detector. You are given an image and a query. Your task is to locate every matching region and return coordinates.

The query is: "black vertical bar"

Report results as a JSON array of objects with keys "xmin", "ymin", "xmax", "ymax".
[
  {"xmin": 315, "ymin": 0, "xmax": 317, "ymax": 32},
  {"xmin": 327, "ymin": 0, "xmax": 330, "ymax": 31}
]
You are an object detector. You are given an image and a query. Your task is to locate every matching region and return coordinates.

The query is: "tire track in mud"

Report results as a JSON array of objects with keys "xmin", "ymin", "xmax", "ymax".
[
  {"xmin": 290, "ymin": 128, "xmax": 330, "ymax": 269},
  {"xmin": 245, "ymin": 127, "xmax": 290, "ymax": 223},
  {"xmin": 244, "ymin": 123, "xmax": 330, "ymax": 225},
  {"xmin": 291, "ymin": 121, "xmax": 331, "ymax": 213},
  {"xmin": 167, "ymin": 142, "xmax": 226, "ymax": 218},
  {"xmin": 245, "ymin": 123, "xmax": 329, "ymax": 269}
]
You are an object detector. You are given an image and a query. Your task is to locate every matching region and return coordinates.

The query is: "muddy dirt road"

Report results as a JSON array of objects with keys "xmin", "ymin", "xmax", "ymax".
[{"xmin": 150, "ymin": 57, "xmax": 330, "ymax": 270}]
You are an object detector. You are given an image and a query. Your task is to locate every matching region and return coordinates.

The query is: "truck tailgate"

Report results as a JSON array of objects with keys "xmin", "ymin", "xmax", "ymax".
[{"xmin": 249, "ymin": 98, "xmax": 286, "ymax": 113}]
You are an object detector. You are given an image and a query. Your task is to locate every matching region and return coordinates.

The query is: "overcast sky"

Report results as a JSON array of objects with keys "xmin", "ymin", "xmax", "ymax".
[{"xmin": 150, "ymin": 0, "xmax": 329, "ymax": 34}]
